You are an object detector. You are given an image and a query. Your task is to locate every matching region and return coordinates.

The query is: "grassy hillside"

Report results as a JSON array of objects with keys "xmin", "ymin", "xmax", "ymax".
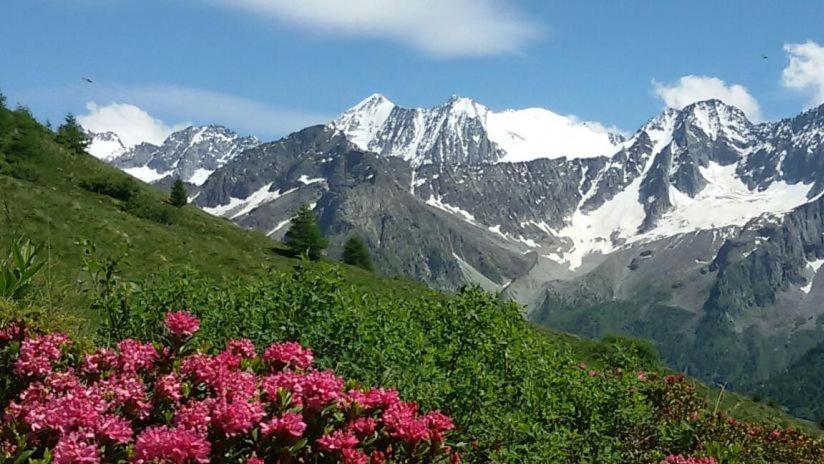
[
  {"xmin": 0, "ymin": 103, "xmax": 421, "ymax": 326},
  {"xmin": 1, "ymin": 99, "xmax": 822, "ymax": 462}
]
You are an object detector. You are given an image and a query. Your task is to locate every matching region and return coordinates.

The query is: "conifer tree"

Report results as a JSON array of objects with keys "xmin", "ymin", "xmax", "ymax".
[
  {"xmin": 55, "ymin": 113, "xmax": 89, "ymax": 154},
  {"xmin": 170, "ymin": 178, "xmax": 188, "ymax": 207},
  {"xmin": 342, "ymin": 235, "xmax": 373, "ymax": 271},
  {"xmin": 284, "ymin": 204, "xmax": 328, "ymax": 260}
]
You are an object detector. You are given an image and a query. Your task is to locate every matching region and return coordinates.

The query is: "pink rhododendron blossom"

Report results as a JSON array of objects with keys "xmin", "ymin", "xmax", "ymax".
[
  {"xmin": 226, "ymin": 338, "xmax": 257, "ymax": 359},
  {"xmin": 316, "ymin": 430, "xmax": 359, "ymax": 451},
  {"xmin": 262, "ymin": 341, "xmax": 313, "ymax": 370},
  {"xmin": 117, "ymin": 339, "xmax": 158, "ymax": 374},
  {"xmin": 342, "ymin": 448, "xmax": 370, "ymax": 464},
  {"xmin": 661, "ymin": 456, "xmax": 718, "ymax": 464},
  {"xmin": 174, "ymin": 399, "xmax": 214, "ymax": 436},
  {"xmin": 2, "ymin": 312, "xmax": 457, "ymax": 464},
  {"xmin": 164, "ymin": 310, "xmax": 200, "ymax": 338},
  {"xmin": 14, "ymin": 332, "xmax": 69, "ymax": 377},
  {"xmin": 132, "ymin": 426, "xmax": 210, "ymax": 464},
  {"xmin": 260, "ymin": 412, "xmax": 306, "ymax": 439},
  {"xmin": 211, "ymin": 398, "xmax": 266, "ymax": 437},
  {"xmin": 347, "ymin": 417, "xmax": 377, "ymax": 438},
  {"xmin": 300, "ymin": 370, "xmax": 344, "ymax": 410},
  {"xmin": 155, "ymin": 373, "xmax": 183, "ymax": 402},
  {"xmin": 53, "ymin": 432, "xmax": 101, "ymax": 464}
]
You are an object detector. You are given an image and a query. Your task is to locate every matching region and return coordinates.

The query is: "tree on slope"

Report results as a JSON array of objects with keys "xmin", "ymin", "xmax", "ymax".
[
  {"xmin": 169, "ymin": 178, "xmax": 188, "ymax": 207},
  {"xmin": 342, "ymin": 235, "xmax": 374, "ymax": 271},
  {"xmin": 55, "ymin": 113, "xmax": 89, "ymax": 154},
  {"xmin": 285, "ymin": 204, "xmax": 328, "ymax": 260}
]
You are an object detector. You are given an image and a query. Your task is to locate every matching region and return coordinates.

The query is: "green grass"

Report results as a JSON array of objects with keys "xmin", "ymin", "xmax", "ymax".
[{"xmin": 0, "ymin": 105, "xmax": 425, "ymax": 326}]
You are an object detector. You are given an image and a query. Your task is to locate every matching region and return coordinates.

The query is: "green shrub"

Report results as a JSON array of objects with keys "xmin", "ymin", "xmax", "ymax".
[
  {"xmin": 123, "ymin": 194, "xmax": 176, "ymax": 225},
  {"xmin": 79, "ymin": 175, "xmax": 136, "ymax": 201}
]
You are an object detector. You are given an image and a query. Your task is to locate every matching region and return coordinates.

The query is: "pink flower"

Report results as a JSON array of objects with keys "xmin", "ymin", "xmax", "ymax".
[
  {"xmin": 164, "ymin": 311, "xmax": 200, "ymax": 339},
  {"xmin": 156, "ymin": 373, "xmax": 183, "ymax": 402},
  {"xmin": 117, "ymin": 339, "xmax": 158, "ymax": 374},
  {"xmin": 81, "ymin": 348, "xmax": 118, "ymax": 376},
  {"xmin": 342, "ymin": 448, "xmax": 369, "ymax": 464},
  {"xmin": 211, "ymin": 399, "xmax": 266, "ymax": 437},
  {"xmin": 53, "ymin": 432, "xmax": 100, "ymax": 464},
  {"xmin": 132, "ymin": 426, "xmax": 210, "ymax": 464},
  {"xmin": 226, "ymin": 339, "xmax": 257, "ymax": 359},
  {"xmin": 316, "ymin": 430, "xmax": 359, "ymax": 451},
  {"xmin": 260, "ymin": 412, "xmax": 306, "ymax": 439},
  {"xmin": 245, "ymin": 455, "xmax": 264, "ymax": 464},
  {"xmin": 382, "ymin": 401, "xmax": 430, "ymax": 444},
  {"xmin": 262, "ymin": 341, "xmax": 313, "ymax": 370},
  {"xmin": 0, "ymin": 321, "xmax": 25, "ymax": 342},
  {"xmin": 300, "ymin": 371, "xmax": 344, "ymax": 410},
  {"xmin": 424, "ymin": 411, "xmax": 454, "ymax": 442},
  {"xmin": 369, "ymin": 450, "xmax": 387, "ymax": 464},
  {"xmin": 661, "ymin": 456, "xmax": 718, "ymax": 464},
  {"xmin": 343, "ymin": 388, "xmax": 400, "ymax": 410},
  {"xmin": 97, "ymin": 415, "xmax": 133, "ymax": 444},
  {"xmin": 174, "ymin": 399, "xmax": 214, "ymax": 436},
  {"xmin": 347, "ymin": 417, "xmax": 377, "ymax": 438},
  {"xmin": 14, "ymin": 332, "xmax": 69, "ymax": 377}
]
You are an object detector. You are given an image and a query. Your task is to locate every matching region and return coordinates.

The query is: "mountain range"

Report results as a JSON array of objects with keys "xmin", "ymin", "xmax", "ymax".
[{"xmin": 86, "ymin": 94, "xmax": 824, "ymax": 419}]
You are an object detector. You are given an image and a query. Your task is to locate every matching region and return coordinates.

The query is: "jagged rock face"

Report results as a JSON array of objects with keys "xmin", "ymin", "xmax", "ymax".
[
  {"xmin": 86, "ymin": 125, "xmax": 259, "ymax": 186},
  {"xmin": 115, "ymin": 125, "xmax": 259, "ymax": 185},
  {"xmin": 195, "ymin": 126, "xmax": 531, "ymax": 289}
]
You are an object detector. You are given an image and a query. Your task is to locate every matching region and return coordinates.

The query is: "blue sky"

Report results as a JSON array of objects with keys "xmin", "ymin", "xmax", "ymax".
[{"xmin": 2, "ymin": 0, "xmax": 824, "ymax": 143}]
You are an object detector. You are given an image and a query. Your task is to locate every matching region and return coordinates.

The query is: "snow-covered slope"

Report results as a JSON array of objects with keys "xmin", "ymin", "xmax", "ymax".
[
  {"xmin": 86, "ymin": 131, "xmax": 127, "ymax": 161},
  {"xmin": 332, "ymin": 94, "xmax": 624, "ymax": 165}
]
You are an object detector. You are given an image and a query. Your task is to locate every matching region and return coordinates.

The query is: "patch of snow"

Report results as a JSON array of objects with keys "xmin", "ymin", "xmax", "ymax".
[
  {"xmin": 801, "ymin": 258, "xmax": 824, "ymax": 294},
  {"xmin": 188, "ymin": 168, "xmax": 213, "ymax": 186},
  {"xmin": 267, "ymin": 218, "xmax": 292, "ymax": 236},
  {"xmin": 202, "ymin": 183, "xmax": 297, "ymax": 219},
  {"xmin": 298, "ymin": 175, "xmax": 326, "ymax": 185},
  {"xmin": 654, "ymin": 163, "xmax": 812, "ymax": 236},
  {"xmin": 489, "ymin": 108, "xmax": 619, "ymax": 162},
  {"xmin": 124, "ymin": 166, "xmax": 170, "ymax": 183},
  {"xmin": 332, "ymin": 93, "xmax": 395, "ymax": 150},
  {"xmin": 87, "ymin": 137, "xmax": 126, "ymax": 161},
  {"xmin": 426, "ymin": 195, "xmax": 478, "ymax": 225}
]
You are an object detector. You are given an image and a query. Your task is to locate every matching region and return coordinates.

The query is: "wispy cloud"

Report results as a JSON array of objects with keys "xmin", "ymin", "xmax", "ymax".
[
  {"xmin": 782, "ymin": 41, "xmax": 824, "ymax": 108},
  {"xmin": 652, "ymin": 75, "xmax": 761, "ymax": 121},
  {"xmin": 78, "ymin": 102, "xmax": 187, "ymax": 146},
  {"xmin": 110, "ymin": 85, "xmax": 332, "ymax": 137},
  {"xmin": 14, "ymin": 83, "xmax": 332, "ymax": 140},
  {"xmin": 212, "ymin": 0, "xmax": 542, "ymax": 58}
]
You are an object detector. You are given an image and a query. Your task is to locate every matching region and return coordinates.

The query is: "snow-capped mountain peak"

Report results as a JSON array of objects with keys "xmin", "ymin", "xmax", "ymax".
[
  {"xmin": 86, "ymin": 130, "xmax": 127, "ymax": 161},
  {"xmin": 332, "ymin": 94, "xmax": 624, "ymax": 165}
]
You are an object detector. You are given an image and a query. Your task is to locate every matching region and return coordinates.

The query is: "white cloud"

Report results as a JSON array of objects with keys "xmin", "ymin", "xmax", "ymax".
[
  {"xmin": 114, "ymin": 85, "xmax": 331, "ymax": 137},
  {"xmin": 782, "ymin": 41, "xmax": 824, "ymax": 108},
  {"xmin": 213, "ymin": 0, "xmax": 541, "ymax": 57},
  {"xmin": 652, "ymin": 75, "xmax": 761, "ymax": 121},
  {"xmin": 77, "ymin": 102, "xmax": 185, "ymax": 147}
]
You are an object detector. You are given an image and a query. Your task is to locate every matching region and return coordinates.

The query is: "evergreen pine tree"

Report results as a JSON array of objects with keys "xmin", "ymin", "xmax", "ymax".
[
  {"xmin": 342, "ymin": 235, "xmax": 373, "ymax": 271},
  {"xmin": 284, "ymin": 204, "xmax": 328, "ymax": 260},
  {"xmin": 170, "ymin": 178, "xmax": 188, "ymax": 207},
  {"xmin": 0, "ymin": 91, "xmax": 6, "ymax": 110},
  {"xmin": 55, "ymin": 113, "xmax": 90, "ymax": 154}
]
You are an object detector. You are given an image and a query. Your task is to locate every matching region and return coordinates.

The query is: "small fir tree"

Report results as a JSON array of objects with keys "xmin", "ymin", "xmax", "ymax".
[
  {"xmin": 284, "ymin": 204, "xmax": 328, "ymax": 260},
  {"xmin": 342, "ymin": 235, "xmax": 373, "ymax": 271},
  {"xmin": 55, "ymin": 113, "xmax": 90, "ymax": 154},
  {"xmin": 169, "ymin": 178, "xmax": 188, "ymax": 207}
]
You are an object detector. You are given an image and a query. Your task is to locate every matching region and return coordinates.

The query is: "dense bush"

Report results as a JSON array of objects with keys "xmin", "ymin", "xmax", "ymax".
[
  {"xmin": 0, "ymin": 311, "xmax": 458, "ymax": 463},
  {"xmin": 80, "ymin": 262, "xmax": 824, "ymax": 463},
  {"xmin": 123, "ymin": 194, "xmax": 177, "ymax": 225},
  {"xmin": 79, "ymin": 176, "xmax": 137, "ymax": 202}
]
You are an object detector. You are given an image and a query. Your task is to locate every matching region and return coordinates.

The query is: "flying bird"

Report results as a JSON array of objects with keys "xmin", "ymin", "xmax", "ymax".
[
  {"xmin": 761, "ymin": 54, "xmax": 768, "ymax": 59},
  {"xmin": 81, "ymin": 77, "xmax": 93, "ymax": 83}
]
